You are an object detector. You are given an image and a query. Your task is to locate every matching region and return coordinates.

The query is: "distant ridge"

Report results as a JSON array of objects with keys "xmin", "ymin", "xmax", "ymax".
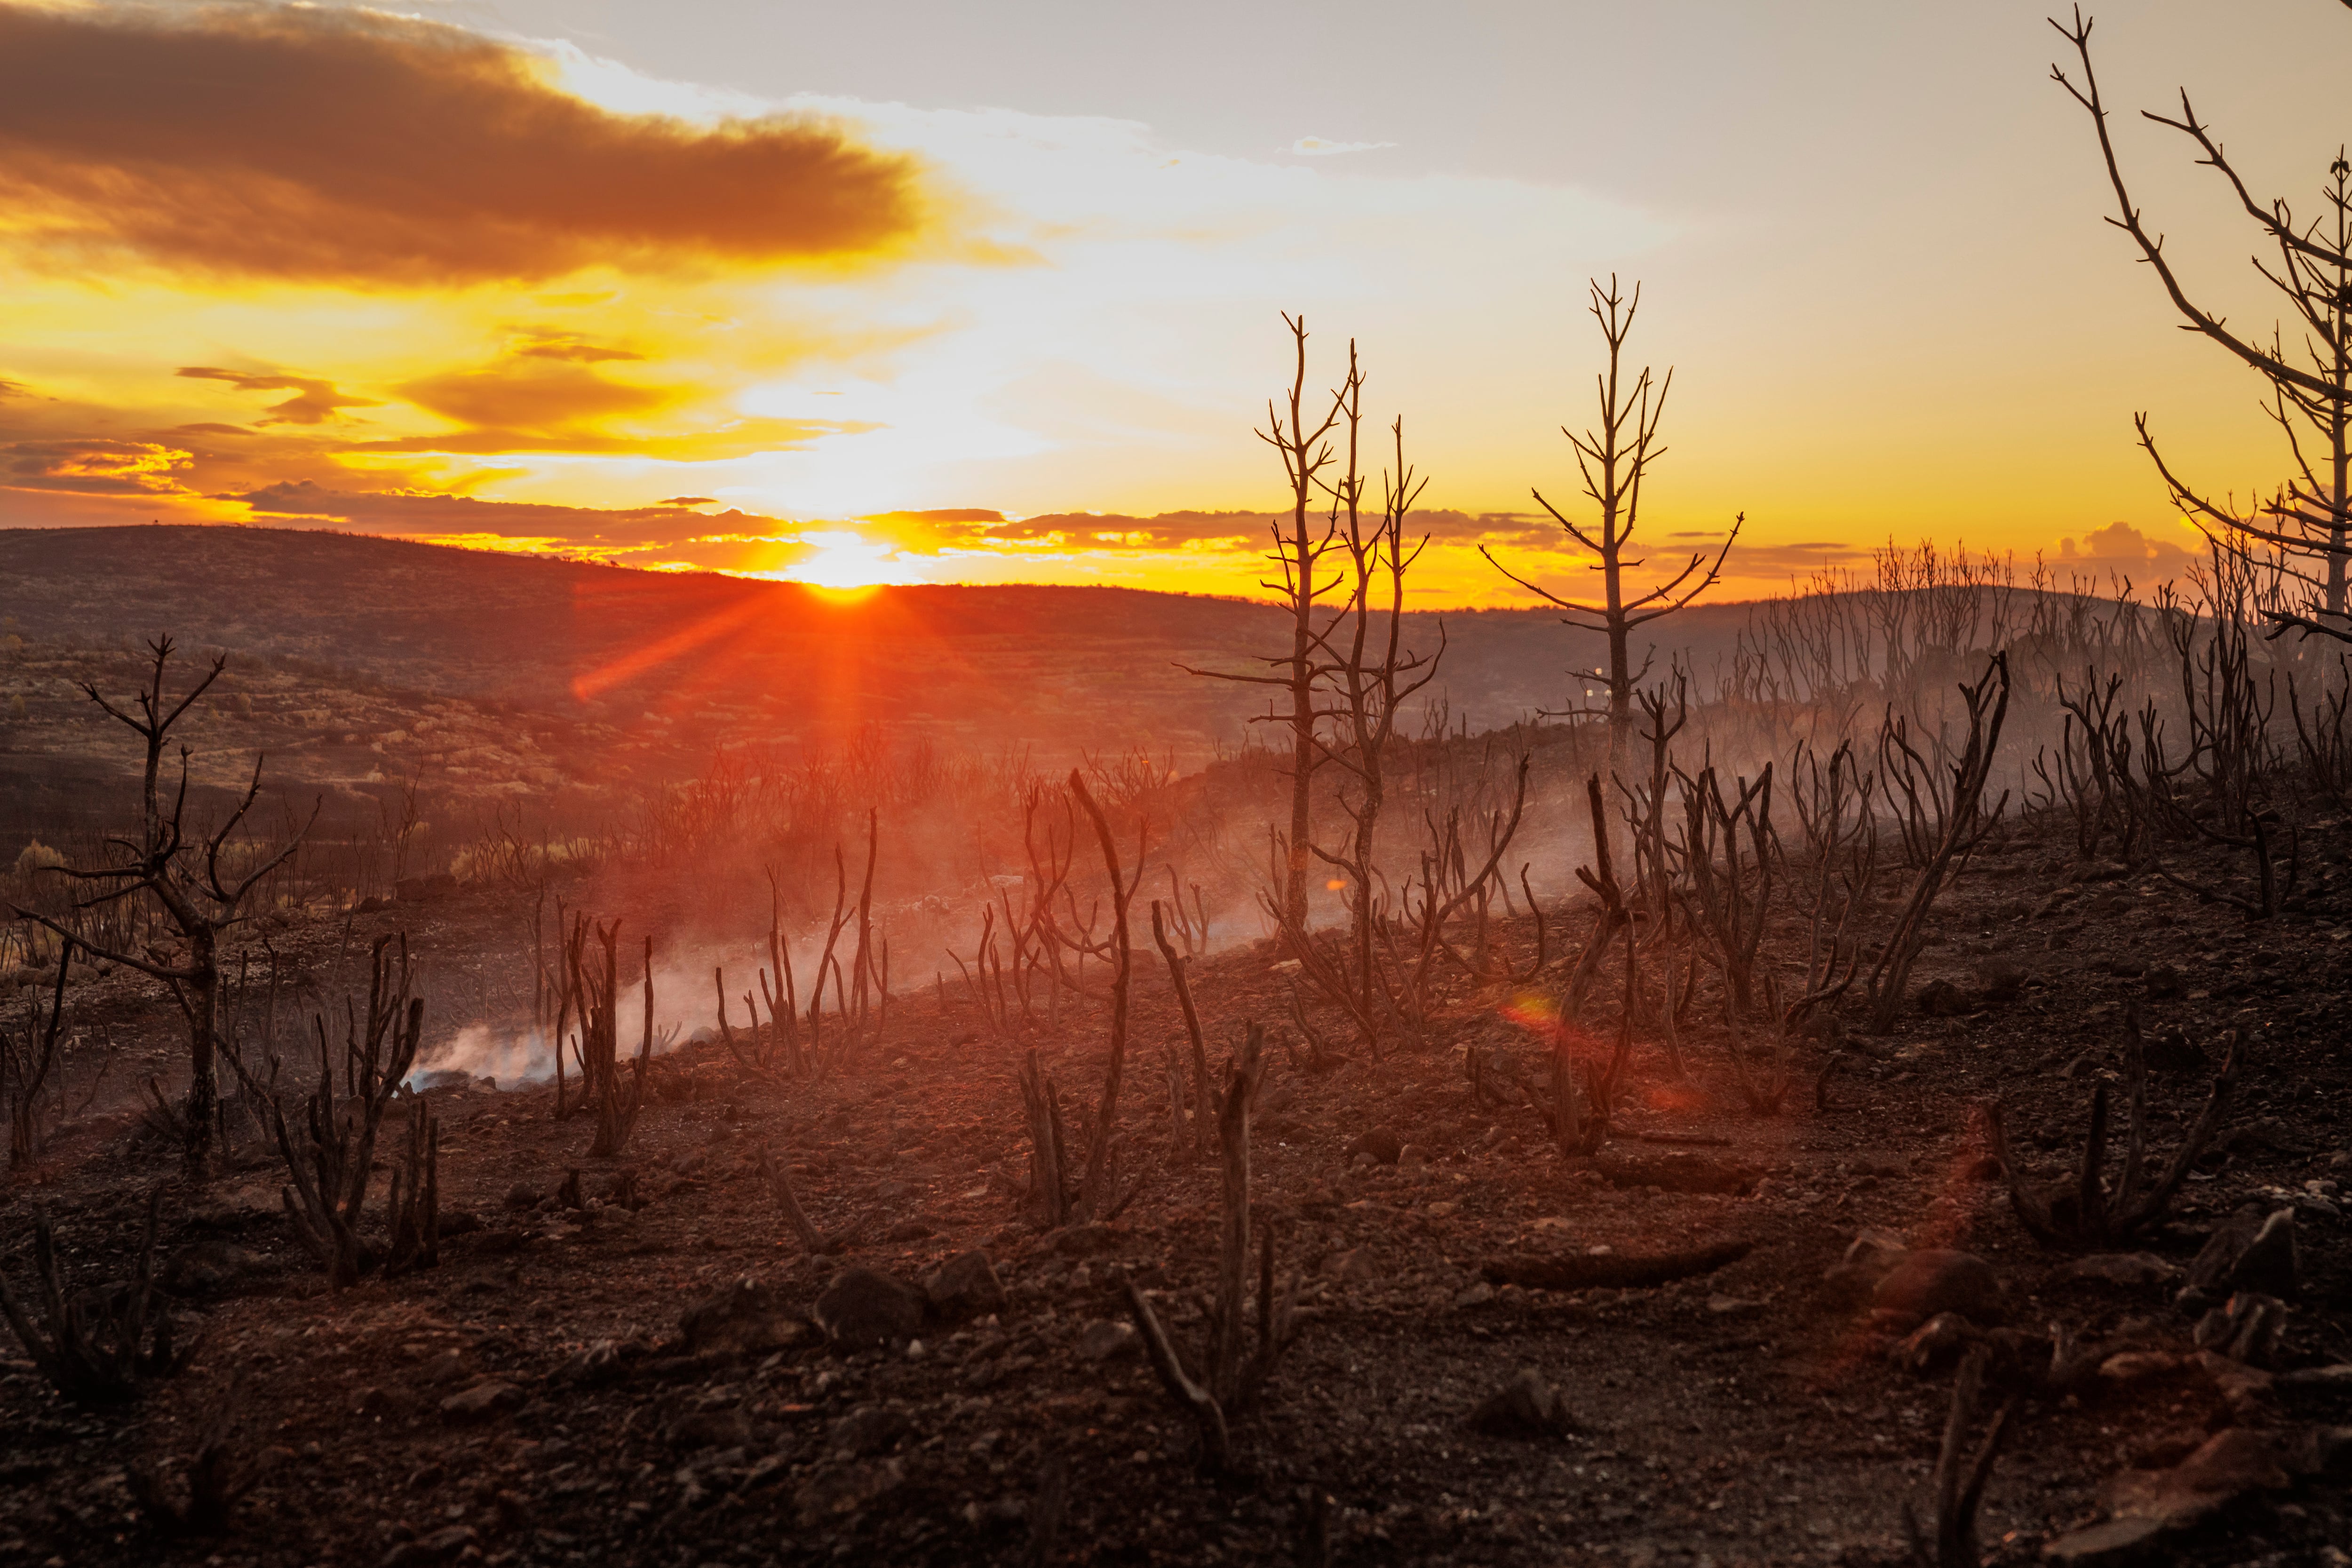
[{"xmin": 0, "ymin": 525, "xmax": 1767, "ymax": 748}]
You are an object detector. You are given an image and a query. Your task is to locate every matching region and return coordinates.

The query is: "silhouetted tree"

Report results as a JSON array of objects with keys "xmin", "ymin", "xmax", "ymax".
[
  {"xmin": 2052, "ymin": 7, "xmax": 2352, "ymax": 634},
  {"xmin": 1185, "ymin": 315, "xmax": 1347, "ymax": 926},
  {"xmin": 4, "ymin": 637, "xmax": 312, "ymax": 1175},
  {"xmin": 1483, "ymin": 277, "xmax": 1741, "ymax": 760},
  {"xmin": 1308, "ymin": 398, "xmax": 1442, "ymax": 1043}
]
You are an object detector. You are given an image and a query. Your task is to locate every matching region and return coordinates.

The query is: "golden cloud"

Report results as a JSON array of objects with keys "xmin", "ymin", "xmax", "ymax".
[
  {"xmin": 398, "ymin": 358, "xmax": 671, "ymax": 433},
  {"xmin": 0, "ymin": 436, "xmax": 191, "ymax": 494},
  {"xmin": 0, "ymin": 3, "xmax": 927, "ymax": 286},
  {"xmin": 176, "ymin": 366, "xmax": 381, "ymax": 425}
]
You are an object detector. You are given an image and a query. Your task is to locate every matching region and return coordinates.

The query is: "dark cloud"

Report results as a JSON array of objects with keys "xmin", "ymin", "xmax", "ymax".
[
  {"xmin": 177, "ymin": 366, "xmax": 380, "ymax": 425},
  {"xmin": 0, "ymin": 3, "xmax": 926, "ymax": 285},
  {"xmin": 227, "ymin": 480, "xmax": 748, "ymax": 549},
  {"xmin": 236, "ymin": 480, "xmax": 691, "ymax": 530},
  {"xmin": 0, "ymin": 437, "xmax": 191, "ymax": 494}
]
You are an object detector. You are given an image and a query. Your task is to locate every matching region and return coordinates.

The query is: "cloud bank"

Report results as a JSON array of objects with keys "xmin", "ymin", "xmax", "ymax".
[{"xmin": 0, "ymin": 2, "xmax": 927, "ymax": 285}]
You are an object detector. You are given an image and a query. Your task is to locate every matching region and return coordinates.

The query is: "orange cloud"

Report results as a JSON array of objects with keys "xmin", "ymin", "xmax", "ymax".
[
  {"xmin": 506, "ymin": 331, "xmax": 648, "ymax": 365},
  {"xmin": 175, "ymin": 367, "xmax": 380, "ymax": 425},
  {"xmin": 398, "ymin": 357, "xmax": 670, "ymax": 433},
  {"xmin": 0, "ymin": 437, "xmax": 191, "ymax": 494},
  {"xmin": 0, "ymin": 3, "xmax": 927, "ymax": 286}
]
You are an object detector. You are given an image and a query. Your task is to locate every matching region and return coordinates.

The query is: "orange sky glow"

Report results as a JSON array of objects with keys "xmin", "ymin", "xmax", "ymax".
[{"xmin": 4, "ymin": 1, "xmax": 2350, "ymax": 606}]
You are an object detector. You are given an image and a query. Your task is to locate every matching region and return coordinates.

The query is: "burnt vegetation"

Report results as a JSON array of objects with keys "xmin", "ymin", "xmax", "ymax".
[{"xmin": 6, "ymin": 100, "xmax": 2352, "ymax": 1568}]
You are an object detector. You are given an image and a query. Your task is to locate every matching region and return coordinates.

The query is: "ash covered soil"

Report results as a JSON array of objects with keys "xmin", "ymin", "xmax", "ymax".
[{"xmin": 4, "ymin": 826, "xmax": 2352, "ymax": 1568}]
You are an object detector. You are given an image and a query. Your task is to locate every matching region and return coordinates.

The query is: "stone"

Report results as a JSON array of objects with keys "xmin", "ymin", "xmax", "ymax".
[
  {"xmin": 2122, "ymin": 1427, "xmax": 2207, "ymax": 1471},
  {"xmin": 1871, "ymin": 1249, "xmax": 2002, "ymax": 1324},
  {"xmin": 1351, "ymin": 1127, "xmax": 1404, "ymax": 1165},
  {"xmin": 794, "ymin": 1457, "xmax": 905, "ymax": 1527},
  {"xmin": 2192, "ymin": 1291, "xmax": 2288, "ymax": 1366},
  {"xmin": 1470, "ymin": 1368, "xmax": 1571, "ymax": 1437},
  {"xmin": 1076, "ymin": 1320, "xmax": 1137, "ymax": 1361},
  {"xmin": 438, "ymin": 1380, "xmax": 522, "ymax": 1425},
  {"xmin": 557, "ymin": 1339, "xmax": 627, "ymax": 1385},
  {"xmin": 2064, "ymin": 1253, "xmax": 2179, "ymax": 1289},
  {"xmin": 1975, "ymin": 960, "xmax": 2027, "ymax": 1006},
  {"xmin": 1822, "ymin": 1229, "xmax": 1911, "ymax": 1300},
  {"xmin": 2286, "ymin": 1425, "xmax": 2352, "ymax": 1479},
  {"xmin": 1891, "ymin": 1312, "xmax": 1975, "ymax": 1373},
  {"xmin": 2040, "ymin": 1517, "xmax": 2167, "ymax": 1565},
  {"xmin": 156, "ymin": 1240, "xmax": 256, "ymax": 1297},
  {"xmin": 1046, "ymin": 1222, "xmax": 1117, "ymax": 1257},
  {"xmin": 1595, "ymin": 1153, "xmax": 1761, "ymax": 1196},
  {"xmin": 2096, "ymin": 1351, "xmax": 2181, "ymax": 1386},
  {"xmin": 812, "ymin": 1267, "xmax": 925, "ymax": 1350},
  {"xmin": 678, "ymin": 1276, "xmax": 809, "ymax": 1356},
  {"xmin": 670, "ymin": 1408, "xmax": 754, "ymax": 1449},
  {"xmin": 2190, "ymin": 1349, "xmax": 2275, "ymax": 1418},
  {"xmin": 2099, "ymin": 1427, "xmax": 2291, "ymax": 1529},
  {"xmin": 381, "ymin": 1525, "xmax": 480, "ymax": 1568},
  {"xmin": 1915, "ymin": 977, "xmax": 1967, "ymax": 1016},
  {"xmin": 2186, "ymin": 1206, "xmax": 2299, "ymax": 1301},
  {"xmin": 922, "ymin": 1250, "xmax": 1006, "ymax": 1322},
  {"xmin": 826, "ymin": 1404, "xmax": 911, "ymax": 1457},
  {"xmin": 2141, "ymin": 1019, "xmax": 2200, "ymax": 1064}
]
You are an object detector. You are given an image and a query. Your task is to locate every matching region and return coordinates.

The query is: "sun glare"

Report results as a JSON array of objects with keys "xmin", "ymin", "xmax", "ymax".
[{"xmin": 792, "ymin": 529, "xmax": 902, "ymax": 591}]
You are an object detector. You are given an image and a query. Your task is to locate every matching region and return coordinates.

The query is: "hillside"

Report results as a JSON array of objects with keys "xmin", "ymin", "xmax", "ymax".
[{"xmin": 0, "ymin": 525, "xmax": 1763, "ymax": 754}]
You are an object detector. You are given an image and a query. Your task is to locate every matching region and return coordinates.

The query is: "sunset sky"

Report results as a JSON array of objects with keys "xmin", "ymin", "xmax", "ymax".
[{"xmin": 2, "ymin": 0, "xmax": 2349, "ymax": 603}]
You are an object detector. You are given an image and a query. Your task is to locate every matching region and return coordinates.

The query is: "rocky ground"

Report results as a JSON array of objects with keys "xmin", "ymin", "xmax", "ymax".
[{"xmin": 2, "ymin": 819, "xmax": 2350, "ymax": 1568}]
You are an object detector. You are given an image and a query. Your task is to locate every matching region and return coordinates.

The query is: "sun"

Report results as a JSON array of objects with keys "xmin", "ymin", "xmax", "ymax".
[{"xmin": 792, "ymin": 529, "xmax": 903, "ymax": 592}]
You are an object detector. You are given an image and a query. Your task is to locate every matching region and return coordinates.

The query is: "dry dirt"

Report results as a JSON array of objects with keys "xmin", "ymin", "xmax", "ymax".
[{"xmin": 2, "ymin": 822, "xmax": 2350, "ymax": 1568}]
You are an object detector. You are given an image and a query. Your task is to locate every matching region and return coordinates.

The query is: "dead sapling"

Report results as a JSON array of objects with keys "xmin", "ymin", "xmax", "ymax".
[
  {"xmin": 1540, "ymin": 1011, "xmax": 1631, "ymax": 1158},
  {"xmin": 754, "ymin": 1141, "xmax": 856, "ymax": 1254},
  {"xmin": 1711, "ymin": 751, "xmax": 1871, "ymax": 1115},
  {"xmin": 1564, "ymin": 775, "xmax": 1631, "ymax": 1021},
  {"xmin": 560, "ymin": 919, "xmax": 653, "ymax": 1159},
  {"xmin": 128, "ymin": 1373, "xmax": 254, "ymax": 1536},
  {"xmin": 1150, "ymin": 898, "xmax": 1214, "ymax": 1162},
  {"xmin": 268, "ymin": 936, "xmax": 429, "ymax": 1289},
  {"xmin": 1865, "ymin": 652, "xmax": 2011, "ymax": 1033},
  {"xmin": 1017, "ymin": 772, "xmax": 1149, "ymax": 1229},
  {"xmin": 1902, "ymin": 1346, "xmax": 2022, "ymax": 1568},
  {"xmin": 0, "ymin": 1187, "xmax": 195, "ymax": 1405},
  {"xmin": 4, "ymin": 636, "xmax": 319, "ymax": 1173},
  {"xmin": 3, "ymin": 934, "xmax": 72, "ymax": 1169},
  {"xmin": 383, "ymin": 1080, "xmax": 439, "ymax": 1277},
  {"xmin": 1986, "ymin": 1011, "xmax": 2248, "ymax": 1250},
  {"xmin": 713, "ymin": 967, "xmax": 767, "ymax": 1078},
  {"xmin": 1123, "ymin": 1023, "xmax": 1301, "ymax": 1473}
]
